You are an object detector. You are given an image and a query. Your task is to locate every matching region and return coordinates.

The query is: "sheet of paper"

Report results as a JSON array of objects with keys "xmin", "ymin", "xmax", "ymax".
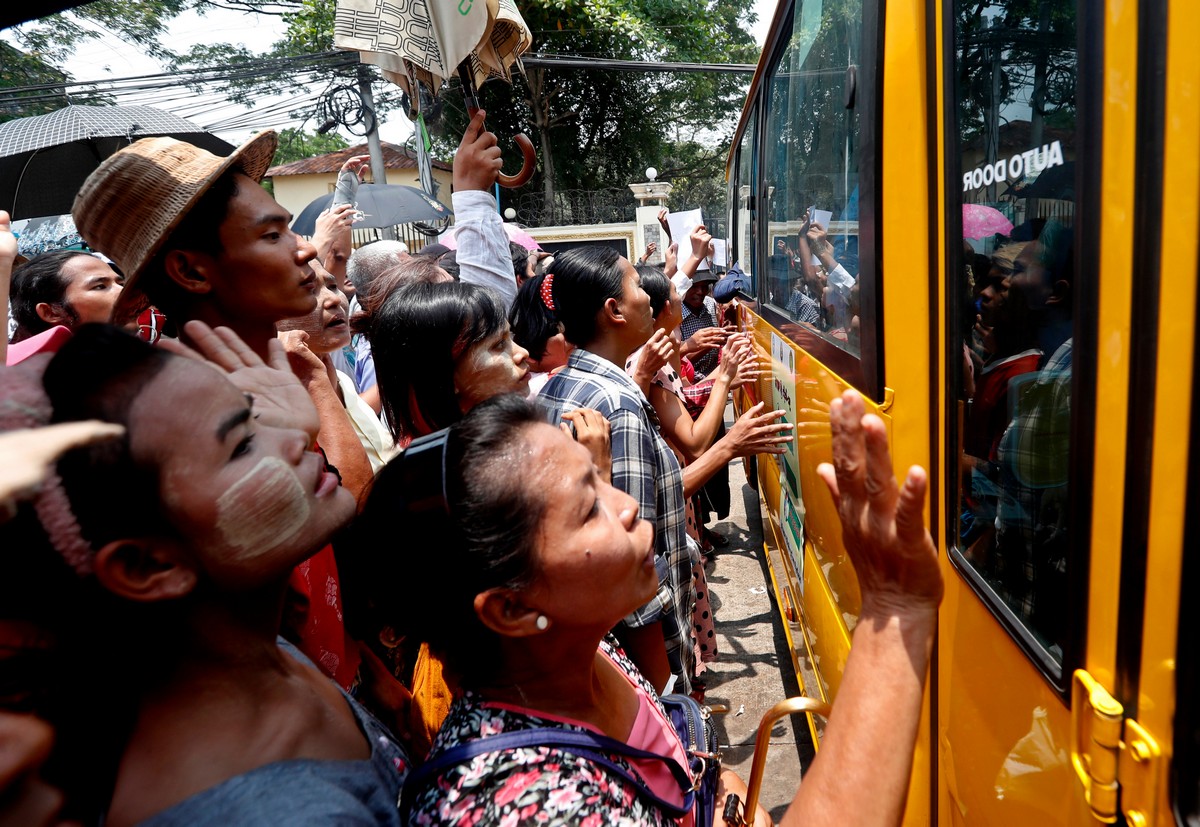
[
  {"xmin": 807, "ymin": 207, "xmax": 833, "ymax": 264},
  {"xmin": 666, "ymin": 208, "xmax": 704, "ymax": 252},
  {"xmin": 711, "ymin": 238, "xmax": 727, "ymax": 267}
]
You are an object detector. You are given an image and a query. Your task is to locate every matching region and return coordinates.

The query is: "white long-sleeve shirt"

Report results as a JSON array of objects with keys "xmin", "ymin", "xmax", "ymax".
[{"xmin": 451, "ymin": 190, "xmax": 517, "ymax": 309}]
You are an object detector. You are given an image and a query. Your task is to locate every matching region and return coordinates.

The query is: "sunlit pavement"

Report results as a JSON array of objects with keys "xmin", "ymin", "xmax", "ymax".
[{"xmin": 701, "ymin": 405, "xmax": 813, "ymax": 823}]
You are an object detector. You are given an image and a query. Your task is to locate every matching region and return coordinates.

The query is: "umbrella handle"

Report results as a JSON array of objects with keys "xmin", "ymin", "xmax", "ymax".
[
  {"xmin": 459, "ymin": 66, "xmax": 534, "ymax": 189},
  {"xmin": 497, "ymin": 134, "xmax": 535, "ymax": 188}
]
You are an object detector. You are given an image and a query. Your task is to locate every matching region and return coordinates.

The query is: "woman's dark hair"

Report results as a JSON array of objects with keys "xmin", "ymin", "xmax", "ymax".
[
  {"xmin": 508, "ymin": 273, "xmax": 561, "ymax": 361},
  {"xmin": 636, "ymin": 264, "xmax": 671, "ymax": 318},
  {"xmin": 349, "ymin": 394, "xmax": 546, "ymax": 685},
  {"xmin": 361, "ymin": 281, "xmax": 507, "ymax": 441},
  {"xmin": 137, "ymin": 170, "xmax": 241, "ymax": 323},
  {"xmin": 548, "ymin": 246, "xmax": 627, "ymax": 346},
  {"xmin": 9, "ymin": 251, "xmax": 96, "ymax": 340},
  {"xmin": 42, "ymin": 324, "xmax": 176, "ymax": 550}
]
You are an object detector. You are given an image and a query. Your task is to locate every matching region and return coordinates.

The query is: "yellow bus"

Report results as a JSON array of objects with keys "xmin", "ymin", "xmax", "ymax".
[{"xmin": 723, "ymin": 0, "xmax": 1199, "ymax": 823}]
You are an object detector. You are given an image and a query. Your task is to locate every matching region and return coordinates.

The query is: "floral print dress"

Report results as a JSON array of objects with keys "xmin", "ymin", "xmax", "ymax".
[{"xmin": 404, "ymin": 640, "xmax": 688, "ymax": 826}]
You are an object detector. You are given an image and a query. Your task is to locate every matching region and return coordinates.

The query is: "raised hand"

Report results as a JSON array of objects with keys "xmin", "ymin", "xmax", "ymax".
[
  {"xmin": 631, "ymin": 328, "xmax": 674, "ymax": 393},
  {"xmin": 815, "ymin": 390, "xmax": 942, "ymax": 612},
  {"xmin": 683, "ymin": 325, "xmax": 728, "ymax": 355},
  {"xmin": 453, "ymin": 110, "xmax": 503, "ymax": 192},
  {"xmin": 340, "ymin": 154, "xmax": 371, "ymax": 181},
  {"xmin": 689, "ymin": 224, "xmax": 713, "ymax": 261},
  {"xmin": 164, "ymin": 321, "xmax": 321, "ymax": 440},
  {"xmin": 1, "ymin": 421, "xmax": 125, "ymax": 516},
  {"xmin": 725, "ymin": 401, "xmax": 793, "ymax": 457},
  {"xmin": 560, "ymin": 408, "xmax": 612, "ymax": 482}
]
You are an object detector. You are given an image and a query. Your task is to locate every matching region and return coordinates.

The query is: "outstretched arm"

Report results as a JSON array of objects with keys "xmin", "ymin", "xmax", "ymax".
[{"xmin": 778, "ymin": 390, "xmax": 941, "ymax": 827}]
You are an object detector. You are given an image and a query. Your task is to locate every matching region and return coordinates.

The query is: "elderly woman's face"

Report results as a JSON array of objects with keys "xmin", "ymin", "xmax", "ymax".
[
  {"xmin": 275, "ymin": 263, "xmax": 350, "ymax": 355},
  {"xmin": 516, "ymin": 423, "xmax": 657, "ymax": 630}
]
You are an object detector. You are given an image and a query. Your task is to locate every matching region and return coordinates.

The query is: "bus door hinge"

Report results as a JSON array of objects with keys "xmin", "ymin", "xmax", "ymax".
[
  {"xmin": 1070, "ymin": 670, "xmax": 1165, "ymax": 826},
  {"xmin": 1070, "ymin": 670, "xmax": 1122, "ymax": 823},
  {"xmin": 1117, "ymin": 718, "xmax": 1162, "ymax": 827}
]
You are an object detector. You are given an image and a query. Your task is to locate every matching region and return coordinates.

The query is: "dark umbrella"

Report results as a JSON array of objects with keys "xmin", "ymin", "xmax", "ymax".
[
  {"xmin": 0, "ymin": 105, "xmax": 233, "ymax": 219},
  {"xmin": 290, "ymin": 183, "xmax": 452, "ymax": 236}
]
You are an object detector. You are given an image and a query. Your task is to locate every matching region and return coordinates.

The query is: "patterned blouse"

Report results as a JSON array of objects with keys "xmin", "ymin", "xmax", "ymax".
[{"xmin": 405, "ymin": 640, "xmax": 687, "ymax": 826}]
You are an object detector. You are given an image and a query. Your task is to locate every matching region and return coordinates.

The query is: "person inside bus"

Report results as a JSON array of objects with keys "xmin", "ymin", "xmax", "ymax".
[
  {"xmin": 626, "ymin": 265, "xmax": 789, "ymax": 684},
  {"xmin": 8, "ymin": 250, "xmax": 124, "ymax": 343},
  {"xmin": 964, "ymin": 241, "xmax": 1041, "ymax": 464},
  {"xmin": 990, "ymin": 222, "xmax": 1075, "ymax": 652},
  {"xmin": 0, "ymin": 323, "xmax": 409, "ymax": 825},
  {"xmin": 354, "ymin": 388, "xmax": 941, "ymax": 826}
]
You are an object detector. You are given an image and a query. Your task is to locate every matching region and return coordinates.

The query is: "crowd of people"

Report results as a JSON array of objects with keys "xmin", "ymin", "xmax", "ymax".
[{"xmin": 1, "ymin": 109, "xmax": 942, "ymax": 826}]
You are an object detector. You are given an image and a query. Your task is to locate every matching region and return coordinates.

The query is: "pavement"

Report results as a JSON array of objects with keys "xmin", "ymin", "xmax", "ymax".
[{"xmin": 699, "ymin": 409, "xmax": 814, "ymax": 823}]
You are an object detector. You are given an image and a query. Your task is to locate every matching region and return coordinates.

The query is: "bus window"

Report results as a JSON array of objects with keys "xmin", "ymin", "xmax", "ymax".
[
  {"xmin": 948, "ymin": 0, "xmax": 1083, "ymax": 675},
  {"xmin": 734, "ymin": 111, "xmax": 757, "ymax": 286},
  {"xmin": 760, "ymin": 0, "xmax": 863, "ymax": 356}
]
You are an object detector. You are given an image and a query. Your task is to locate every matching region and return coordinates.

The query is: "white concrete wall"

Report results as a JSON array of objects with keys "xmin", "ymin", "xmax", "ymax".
[{"xmin": 267, "ymin": 168, "xmax": 454, "ymax": 220}]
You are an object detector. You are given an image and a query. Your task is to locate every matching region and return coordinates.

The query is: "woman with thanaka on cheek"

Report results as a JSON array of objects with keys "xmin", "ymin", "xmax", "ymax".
[
  {"xmin": 276, "ymin": 262, "xmax": 397, "ymax": 479},
  {"xmin": 3, "ymin": 325, "xmax": 409, "ymax": 826},
  {"xmin": 356, "ymin": 280, "xmax": 531, "ymax": 446}
]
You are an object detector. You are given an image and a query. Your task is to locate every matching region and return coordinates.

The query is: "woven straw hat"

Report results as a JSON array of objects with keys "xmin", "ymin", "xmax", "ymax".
[{"xmin": 72, "ymin": 130, "xmax": 278, "ymax": 324}]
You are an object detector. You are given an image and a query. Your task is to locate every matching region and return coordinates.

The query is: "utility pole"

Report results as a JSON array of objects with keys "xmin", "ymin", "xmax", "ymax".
[{"xmin": 356, "ymin": 63, "xmax": 396, "ymax": 240}]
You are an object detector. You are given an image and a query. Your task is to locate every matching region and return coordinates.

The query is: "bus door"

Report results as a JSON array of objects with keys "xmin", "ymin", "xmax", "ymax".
[{"xmin": 938, "ymin": 0, "xmax": 1145, "ymax": 822}]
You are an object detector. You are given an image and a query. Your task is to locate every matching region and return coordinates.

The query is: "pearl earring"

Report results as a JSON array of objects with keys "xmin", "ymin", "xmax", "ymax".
[{"xmin": 535, "ymin": 615, "xmax": 550, "ymax": 631}]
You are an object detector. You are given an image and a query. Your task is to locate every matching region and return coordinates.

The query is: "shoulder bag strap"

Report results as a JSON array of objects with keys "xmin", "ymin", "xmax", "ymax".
[{"xmin": 402, "ymin": 726, "xmax": 694, "ymax": 819}]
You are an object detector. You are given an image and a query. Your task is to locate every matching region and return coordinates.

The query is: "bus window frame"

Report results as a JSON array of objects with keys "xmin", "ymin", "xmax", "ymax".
[
  {"xmin": 941, "ymin": 0, "xmax": 1103, "ymax": 698},
  {"xmin": 745, "ymin": 0, "xmax": 886, "ymax": 403},
  {"xmin": 1174, "ymin": 253, "xmax": 1200, "ymax": 826}
]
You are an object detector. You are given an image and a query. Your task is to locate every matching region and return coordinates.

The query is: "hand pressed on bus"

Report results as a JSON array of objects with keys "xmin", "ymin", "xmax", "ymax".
[
  {"xmin": 774, "ymin": 389, "xmax": 940, "ymax": 827},
  {"xmin": 816, "ymin": 390, "xmax": 942, "ymax": 611}
]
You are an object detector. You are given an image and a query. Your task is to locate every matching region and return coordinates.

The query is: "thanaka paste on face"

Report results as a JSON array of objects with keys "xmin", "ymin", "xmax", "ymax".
[{"xmin": 214, "ymin": 456, "xmax": 310, "ymax": 559}]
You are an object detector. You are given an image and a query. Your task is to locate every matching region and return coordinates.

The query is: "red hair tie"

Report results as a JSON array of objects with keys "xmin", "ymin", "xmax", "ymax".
[{"xmin": 540, "ymin": 272, "xmax": 556, "ymax": 312}]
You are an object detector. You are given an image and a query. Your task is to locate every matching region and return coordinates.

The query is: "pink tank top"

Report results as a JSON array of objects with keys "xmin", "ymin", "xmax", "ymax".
[{"xmin": 625, "ymin": 678, "xmax": 695, "ymax": 826}]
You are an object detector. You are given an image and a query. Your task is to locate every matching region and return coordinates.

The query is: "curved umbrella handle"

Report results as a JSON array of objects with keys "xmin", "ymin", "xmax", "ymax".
[{"xmin": 498, "ymin": 134, "xmax": 535, "ymax": 188}]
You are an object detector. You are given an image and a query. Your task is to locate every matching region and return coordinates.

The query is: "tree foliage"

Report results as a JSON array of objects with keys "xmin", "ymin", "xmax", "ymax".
[
  {"xmin": 4, "ymin": 0, "xmax": 759, "ymax": 222},
  {"xmin": 270, "ymin": 126, "xmax": 349, "ymax": 166}
]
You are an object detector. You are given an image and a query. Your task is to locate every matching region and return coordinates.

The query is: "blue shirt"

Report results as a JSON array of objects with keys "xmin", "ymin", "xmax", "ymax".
[{"xmin": 137, "ymin": 641, "xmax": 408, "ymax": 826}]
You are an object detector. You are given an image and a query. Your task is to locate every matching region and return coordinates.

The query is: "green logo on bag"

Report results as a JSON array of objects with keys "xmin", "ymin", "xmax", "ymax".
[{"xmin": 458, "ymin": 0, "xmax": 473, "ymax": 14}]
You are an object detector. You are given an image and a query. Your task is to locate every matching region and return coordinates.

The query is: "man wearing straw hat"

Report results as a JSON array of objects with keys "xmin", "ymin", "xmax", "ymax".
[{"xmin": 72, "ymin": 130, "xmax": 321, "ymax": 360}]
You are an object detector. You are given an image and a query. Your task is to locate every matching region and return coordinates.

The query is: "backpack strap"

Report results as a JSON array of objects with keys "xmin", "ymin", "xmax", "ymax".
[{"xmin": 402, "ymin": 726, "xmax": 694, "ymax": 819}]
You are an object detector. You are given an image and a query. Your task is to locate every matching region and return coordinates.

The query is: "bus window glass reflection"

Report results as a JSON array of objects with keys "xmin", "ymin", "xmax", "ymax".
[
  {"xmin": 761, "ymin": 0, "xmax": 863, "ymax": 356},
  {"xmin": 951, "ymin": 0, "xmax": 1080, "ymax": 667}
]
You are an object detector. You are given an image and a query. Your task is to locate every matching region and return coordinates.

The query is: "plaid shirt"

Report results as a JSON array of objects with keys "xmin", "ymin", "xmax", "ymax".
[
  {"xmin": 539, "ymin": 349, "xmax": 694, "ymax": 691},
  {"xmin": 680, "ymin": 296, "xmax": 720, "ymax": 377},
  {"xmin": 989, "ymin": 339, "xmax": 1072, "ymax": 637}
]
